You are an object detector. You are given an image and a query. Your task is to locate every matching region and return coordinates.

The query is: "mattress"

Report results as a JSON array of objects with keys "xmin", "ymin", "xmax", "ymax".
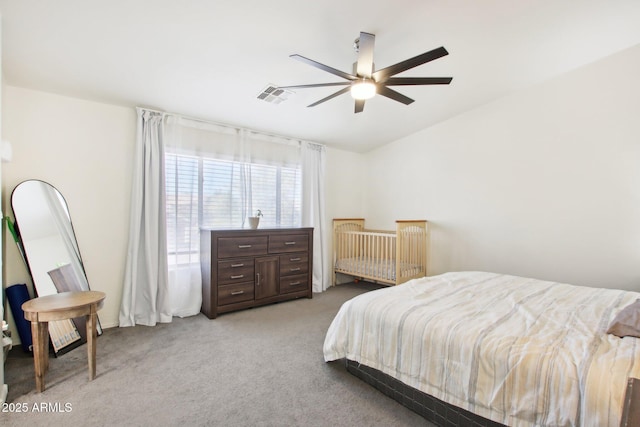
[
  {"xmin": 323, "ymin": 271, "xmax": 640, "ymax": 426},
  {"xmin": 335, "ymin": 257, "xmax": 422, "ymax": 282}
]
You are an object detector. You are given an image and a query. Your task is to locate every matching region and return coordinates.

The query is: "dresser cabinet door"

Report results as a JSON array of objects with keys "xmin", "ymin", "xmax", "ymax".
[{"xmin": 255, "ymin": 256, "xmax": 279, "ymax": 300}]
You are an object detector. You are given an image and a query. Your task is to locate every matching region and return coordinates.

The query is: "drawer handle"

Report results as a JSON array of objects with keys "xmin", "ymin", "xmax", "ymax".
[
  {"xmin": 230, "ymin": 263, "xmax": 244, "ymax": 268},
  {"xmin": 230, "ymin": 274, "xmax": 244, "ymax": 279},
  {"xmin": 290, "ymin": 257, "xmax": 301, "ymax": 262},
  {"xmin": 238, "ymin": 244, "xmax": 252, "ymax": 249},
  {"xmin": 290, "ymin": 267, "xmax": 301, "ymax": 272},
  {"xmin": 289, "ymin": 281, "xmax": 302, "ymax": 286},
  {"xmin": 284, "ymin": 241, "xmax": 296, "ymax": 245},
  {"xmin": 230, "ymin": 290, "xmax": 245, "ymax": 296}
]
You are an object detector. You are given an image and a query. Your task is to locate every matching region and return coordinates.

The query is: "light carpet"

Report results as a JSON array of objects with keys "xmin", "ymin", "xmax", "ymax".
[{"xmin": 2, "ymin": 282, "xmax": 431, "ymax": 427}]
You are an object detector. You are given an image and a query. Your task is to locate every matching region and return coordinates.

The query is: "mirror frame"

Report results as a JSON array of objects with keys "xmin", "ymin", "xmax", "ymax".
[{"xmin": 10, "ymin": 179, "xmax": 101, "ymax": 354}]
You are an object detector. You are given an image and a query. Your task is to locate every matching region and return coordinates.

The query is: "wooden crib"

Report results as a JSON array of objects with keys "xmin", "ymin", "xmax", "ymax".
[{"xmin": 332, "ymin": 218, "xmax": 428, "ymax": 286}]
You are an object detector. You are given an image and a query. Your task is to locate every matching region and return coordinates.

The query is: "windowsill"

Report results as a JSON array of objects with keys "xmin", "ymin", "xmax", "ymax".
[{"xmin": 199, "ymin": 226, "xmax": 308, "ymax": 231}]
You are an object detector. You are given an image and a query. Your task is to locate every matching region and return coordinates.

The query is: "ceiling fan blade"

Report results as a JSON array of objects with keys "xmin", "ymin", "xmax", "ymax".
[
  {"xmin": 385, "ymin": 77, "xmax": 453, "ymax": 86},
  {"xmin": 372, "ymin": 46, "xmax": 449, "ymax": 82},
  {"xmin": 307, "ymin": 86, "xmax": 352, "ymax": 107},
  {"xmin": 278, "ymin": 82, "xmax": 351, "ymax": 89},
  {"xmin": 377, "ymin": 85, "xmax": 414, "ymax": 105},
  {"xmin": 354, "ymin": 99, "xmax": 365, "ymax": 114},
  {"xmin": 290, "ymin": 54, "xmax": 356, "ymax": 81},
  {"xmin": 356, "ymin": 32, "xmax": 375, "ymax": 78}
]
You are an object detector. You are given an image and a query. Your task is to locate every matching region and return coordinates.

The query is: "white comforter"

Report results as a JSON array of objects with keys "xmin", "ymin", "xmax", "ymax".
[{"xmin": 324, "ymin": 271, "xmax": 640, "ymax": 426}]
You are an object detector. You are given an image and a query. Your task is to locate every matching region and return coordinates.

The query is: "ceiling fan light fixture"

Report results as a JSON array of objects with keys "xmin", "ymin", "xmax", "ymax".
[{"xmin": 350, "ymin": 78, "xmax": 376, "ymax": 100}]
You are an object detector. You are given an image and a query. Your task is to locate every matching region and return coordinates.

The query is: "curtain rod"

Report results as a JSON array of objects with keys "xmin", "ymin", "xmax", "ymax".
[{"xmin": 137, "ymin": 106, "xmax": 324, "ymax": 149}]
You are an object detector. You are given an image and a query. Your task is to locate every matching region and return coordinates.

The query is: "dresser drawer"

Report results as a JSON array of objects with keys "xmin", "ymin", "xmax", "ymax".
[
  {"xmin": 269, "ymin": 234, "xmax": 309, "ymax": 253},
  {"xmin": 218, "ymin": 236, "xmax": 268, "ymax": 258},
  {"xmin": 218, "ymin": 282, "xmax": 254, "ymax": 306},
  {"xmin": 279, "ymin": 254, "xmax": 309, "ymax": 276},
  {"xmin": 280, "ymin": 274, "xmax": 309, "ymax": 294},
  {"xmin": 217, "ymin": 259, "xmax": 254, "ymax": 285}
]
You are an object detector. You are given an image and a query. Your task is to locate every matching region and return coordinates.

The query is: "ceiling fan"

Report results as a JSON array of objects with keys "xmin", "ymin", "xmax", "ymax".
[{"xmin": 279, "ymin": 31, "xmax": 452, "ymax": 114}]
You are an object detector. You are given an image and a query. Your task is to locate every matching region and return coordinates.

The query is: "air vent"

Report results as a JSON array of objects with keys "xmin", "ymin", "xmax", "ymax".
[{"xmin": 257, "ymin": 85, "xmax": 293, "ymax": 104}]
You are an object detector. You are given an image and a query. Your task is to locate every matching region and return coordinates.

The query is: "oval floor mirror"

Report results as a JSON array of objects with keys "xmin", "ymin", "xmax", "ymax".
[{"xmin": 11, "ymin": 180, "xmax": 102, "ymax": 355}]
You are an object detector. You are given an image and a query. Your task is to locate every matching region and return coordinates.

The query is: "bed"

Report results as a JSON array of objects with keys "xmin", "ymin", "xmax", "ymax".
[
  {"xmin": 324, "ymin": 271, "xmax": 640, "ymax": 427},
  {"xmin": 332, "ymin": 218, "xmax": 428, "ymax": 286}
]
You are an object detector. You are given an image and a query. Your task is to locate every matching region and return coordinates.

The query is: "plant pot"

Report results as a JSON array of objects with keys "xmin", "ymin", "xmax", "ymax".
[{"xmin": 248, "ymin": 217, "xmax": 260, "ymax": 229}]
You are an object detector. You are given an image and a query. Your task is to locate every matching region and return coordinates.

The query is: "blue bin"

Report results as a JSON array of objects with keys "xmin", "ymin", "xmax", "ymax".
[{"xmin": 6, "ymin": 284, "xmax": 33, "ymax": 352}]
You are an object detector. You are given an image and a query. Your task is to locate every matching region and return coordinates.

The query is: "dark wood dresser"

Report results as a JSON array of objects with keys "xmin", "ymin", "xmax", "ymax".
[{"xmin": 200, "ymin": 227, "xmax": 313, "ymax": 318}]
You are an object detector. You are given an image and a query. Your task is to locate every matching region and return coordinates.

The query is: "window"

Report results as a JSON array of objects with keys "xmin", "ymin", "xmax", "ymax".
[{"xmin": 165, "ymin": 153, "xmax": 302, "ymax": 265}]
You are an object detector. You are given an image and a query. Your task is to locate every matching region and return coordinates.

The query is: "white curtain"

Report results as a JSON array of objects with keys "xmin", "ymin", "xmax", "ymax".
[
  {"xmin": 301, "ymin": 142, "xmax": 329, "ymax": 292},
  {"xmin": 163, "ymin": 116, "xmax": 203, "ymax": 318},
  {"xmin": 119, "ymin": 108, "xmax": 171, "ymax": 327}
]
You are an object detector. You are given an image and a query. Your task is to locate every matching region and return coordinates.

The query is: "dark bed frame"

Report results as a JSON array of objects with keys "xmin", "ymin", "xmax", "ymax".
[
  {"xmin": 345, "ymin": 359, "xmax": 507, "ymax": 427},
  {"xmin": 346, "ymin": 359, "xmax": 640, "ymax": 427}
]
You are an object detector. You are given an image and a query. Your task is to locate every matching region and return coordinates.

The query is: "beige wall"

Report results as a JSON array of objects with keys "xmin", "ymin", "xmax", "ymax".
[
  {"xmin": 2, "ymin": 86, "xmax": 136, "ymax": 333},
  {"xmin": 324, "ymin": 146, "xmax": 366, "ymax": 222},
  {"xmin": 363, "ymin": 44, "xmax": 640, "ymax": 291}
]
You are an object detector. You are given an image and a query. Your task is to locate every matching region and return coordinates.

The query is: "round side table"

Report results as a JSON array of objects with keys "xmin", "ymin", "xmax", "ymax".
[{"xmin": 22, "ymin": 291, "xmax": 106, "ymax": 392}]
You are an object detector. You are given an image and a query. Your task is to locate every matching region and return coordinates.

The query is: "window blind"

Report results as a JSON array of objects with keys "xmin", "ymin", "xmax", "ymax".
[{"xmin": 166, "ymin": 153, "xmax": 302, "ymax": 263}]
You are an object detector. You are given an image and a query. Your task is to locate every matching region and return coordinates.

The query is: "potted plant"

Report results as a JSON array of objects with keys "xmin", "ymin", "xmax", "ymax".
[{"xmin": 248, "ymin": 209, "xmax": 263, "ymax": 229}]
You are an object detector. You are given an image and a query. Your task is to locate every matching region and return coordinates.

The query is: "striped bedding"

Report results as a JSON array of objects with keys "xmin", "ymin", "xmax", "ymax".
[{"xmin": 323, "ymin": 271, "xmax": 640, "ymax": 426}]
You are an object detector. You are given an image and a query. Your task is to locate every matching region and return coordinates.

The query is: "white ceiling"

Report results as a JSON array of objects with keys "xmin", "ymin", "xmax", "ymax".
[{"xmin": 2, "ymin": 1, "xmax": 640, "ymax": 153}]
